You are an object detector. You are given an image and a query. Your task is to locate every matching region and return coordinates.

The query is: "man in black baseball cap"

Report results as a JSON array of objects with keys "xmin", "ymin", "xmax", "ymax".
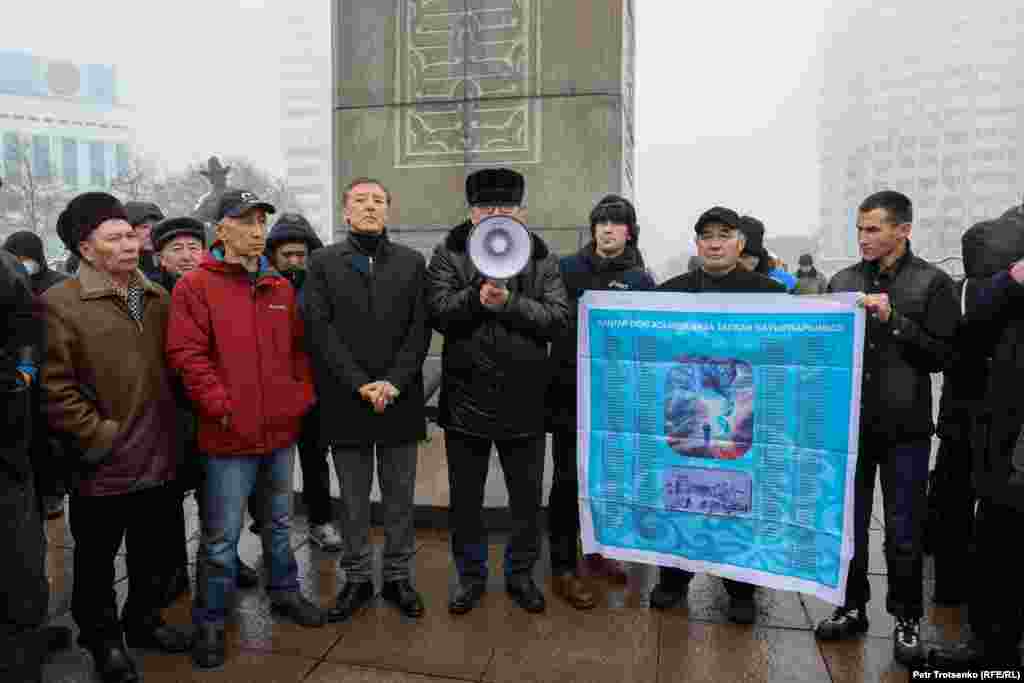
[
  {"xmin": 653, "ymin": 208, "xmax": 784, "ymax": 624},
  {"xmin": 215, "ymin": 189, "xmax": 276, "ymax": 222}
]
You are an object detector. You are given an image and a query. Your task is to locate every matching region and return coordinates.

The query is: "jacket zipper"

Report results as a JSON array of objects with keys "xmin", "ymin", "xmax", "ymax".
[{"xmin": 368, "ymin": 256, "xmax": 376, "ymax": 318}]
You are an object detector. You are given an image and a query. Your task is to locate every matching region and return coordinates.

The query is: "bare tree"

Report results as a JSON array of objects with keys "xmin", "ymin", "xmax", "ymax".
[
  {"xmin": 109, "ymin": 151, "xmax": 160, "ymax": 201},
  {"xmin": 0, "ymin": 136, "xmax": 69, "ymax": 241}
]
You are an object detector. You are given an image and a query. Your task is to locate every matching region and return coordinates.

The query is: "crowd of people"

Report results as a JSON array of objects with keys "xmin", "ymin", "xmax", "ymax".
[{"xmin": 2, "ymin": 168, "xmax": 1023, "ymax": 680}]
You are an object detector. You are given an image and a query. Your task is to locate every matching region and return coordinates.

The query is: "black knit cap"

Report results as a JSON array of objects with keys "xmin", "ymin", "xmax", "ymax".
[
  {"xmin": 3, "ymin": 230, "xmax": 46, "ymax": 265},
  {"xmin": 465, "ymin": 168, "xmax": 524, "ymax": 207},
  {"xmin": 590, "ymin": 194, "xmax": 640, "ymax": 245},
  {"xmin": 124, "ymin": 201, "xmax": 165, "ymax": 227},
  {"xmin": 57, "ymin": 192, "xmax": 129, "ymax": 257},
  {"xmin": 738, "ymin": 215, "xmax": 767, "ymax": 257},
  {"xmin": 152, "ymin": 217, "xmax": 207, "ymax": 252},
  {"xmin": 265, "ymin": 212, "xmax": 324, "ymax": 255}
]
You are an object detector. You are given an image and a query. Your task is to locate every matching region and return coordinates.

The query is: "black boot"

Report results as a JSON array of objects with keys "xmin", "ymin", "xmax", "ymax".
[
  {"xmin": 79, "ymin": 635, "xmax": 139, "ymax": 683},
  {"xmin": 123, "ymin": 613, "xmax": 195, "ymax": 653},
  {"xmin": 192, "ymin": 623, "xmax": 226, "ymax": 670}
]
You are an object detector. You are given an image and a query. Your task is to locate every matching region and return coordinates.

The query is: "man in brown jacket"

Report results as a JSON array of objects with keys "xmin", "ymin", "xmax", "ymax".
[{"xmin": 43, "ymin": 192, "xmax": 193, "ymax": 683}]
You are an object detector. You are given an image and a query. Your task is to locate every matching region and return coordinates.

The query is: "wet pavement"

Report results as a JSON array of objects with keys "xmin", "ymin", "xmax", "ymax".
[{"xmin": 39, "ymin": 487, "xmax": 968, "ymax": 683}]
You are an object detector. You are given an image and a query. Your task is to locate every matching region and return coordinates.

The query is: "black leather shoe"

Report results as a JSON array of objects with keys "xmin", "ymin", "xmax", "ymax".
[
  {"xmin": 506, "ymin": 575, "xmax": 546, "ymax": 614},
  {"xmin": 82, "ymin": 640, "xmax": 139, "ymax": 683},
  {"xmin": 191, "ymin": 624, "xmax": 225, "ymax": 671},
  {"xmin": 327, "ymin": 582, "xmax": 375, "ymax": 623},
  {"xmin": 649, "ymin": 581, "xmax": 689, "ymax": 610},
  {"xmin": 448, "ymin": 582, "xmax": 486, "ymax": 615},
  {"xmin": 236, "ymin": 559, "xmax": 260, "ymax": 589},
  {"xmin": 382, "ymin": 580, "xmax": 425, "ymax": 618},
  {"xmin": 271, "ymin": 591, "xmax": 327, "ymax": 627},
  {"xmin": 929, "ymin": 640, "xmax": 1021, "ymax": 671},
  {"xmin": 123, "ymin": 616, "xmax": 195, "ymax": 653}
]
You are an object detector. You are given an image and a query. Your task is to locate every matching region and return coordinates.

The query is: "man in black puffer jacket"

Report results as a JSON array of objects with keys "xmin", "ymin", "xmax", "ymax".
[
  {"xmin": 546, "ymin": 195, "xmax": 654, "ymax": 610},
  {"xmin": 815, "ymin": 191, "xmax": 958, "ymax": 667},
  {"xmin": 427, "ymin": 168, "xmax": 569, "ymax": 616},
  {"xmin": 930, "ymin": 201, "xmax": 1024, "ymax": 672}
]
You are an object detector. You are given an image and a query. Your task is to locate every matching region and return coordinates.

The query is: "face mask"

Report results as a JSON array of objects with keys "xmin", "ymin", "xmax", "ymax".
[{"xmin": 21, "ymin": 259, "xmax": 40, "ymax": 276}]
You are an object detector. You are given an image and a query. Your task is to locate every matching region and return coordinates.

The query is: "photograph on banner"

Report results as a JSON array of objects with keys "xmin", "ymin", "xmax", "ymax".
[{"xmin": 577, "ymin": 290, "xmax": 865, "ymax": 605}]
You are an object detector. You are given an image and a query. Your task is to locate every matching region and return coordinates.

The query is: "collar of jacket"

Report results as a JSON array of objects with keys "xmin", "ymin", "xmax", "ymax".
[
  {"xmin": 579, "ymin": 241, "xmax": 641, "ymax": 272},
  {"xmin": 345, "ymin": 228, "xmax": 391, "ymax": 257},
  {"xmin": 858, "ymin": 240, "xmax": 914, "ymax": 279},
  {"xmin": 202, "ymin": 244, "xmax": 280, "ymax": 285},
  {"xmin": 77, "ymin": 260, "xmax": 162, "ymax": 301},
  {"xmin": 445, "ymin": 219, "xmax": 550, "ymax": 261}
]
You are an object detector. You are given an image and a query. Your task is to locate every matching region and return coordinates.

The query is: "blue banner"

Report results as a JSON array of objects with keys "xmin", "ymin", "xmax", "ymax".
[{"xmin": 578, "ymin": 291, "xmax": 865, "ymax": 604}]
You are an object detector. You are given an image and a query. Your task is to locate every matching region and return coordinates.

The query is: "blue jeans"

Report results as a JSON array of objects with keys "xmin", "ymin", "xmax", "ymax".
[
  {"xmin": 193, "ymin": 447, "xmax": 299, "ymax": 626},
  {"xmin": 844, "ymin": 439, "xmax": 931, "ymax": 619}
]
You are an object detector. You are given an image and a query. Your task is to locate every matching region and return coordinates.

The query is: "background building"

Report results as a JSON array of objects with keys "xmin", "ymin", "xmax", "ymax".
[
  {"xmin": 818, "ymin": 2, "xmax": 1024, "ymax": 274},
  {"xmin": 0, "ymin": 50, "xmax": 134, "ymax": 249},
  {"xmin": 278, "ymin": 0, "xmax": 334, "ymax": 243}
]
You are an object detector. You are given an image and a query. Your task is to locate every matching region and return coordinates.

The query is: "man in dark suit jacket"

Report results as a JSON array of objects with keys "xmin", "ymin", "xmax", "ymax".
[{"xmin": 304, "ymin": 178, "xmax": 431, "ymax": 623}]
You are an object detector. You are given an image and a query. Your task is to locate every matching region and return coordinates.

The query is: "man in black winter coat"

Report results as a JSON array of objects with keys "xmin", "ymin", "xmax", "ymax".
[
  {"xmin": 816, "ymin": 191, "xmax": 957, "ymax": 667},
  {"xmin": 426, "ymin": 168, "xmax": 570, "ymax": 616},
  {"xmin": 124, "ymin": 201, "xmax": 165, "ymax": 282},
  {"xmin": 546, "ymin": 195, "xmax": 654, "ymax": 610},
  {"xmin": 4, "ymin": 231, "xmax": 70, "ymax": 519},
  {"xmin": 649, "ymin": 206, "xmax": 784, "ymax": 624},
  {"xmin": 260, "ymin": 213, "xmax": 342, "ymax": 553},
  {"xmin": 0, "ymin": 248, "xmax": 69, "ymax": 683},
  {"xmin": 304, "ymin": 178, "xmax": 431, "ymax": 622},
  {"xmin": 930, "ymin": 213, "xmax": 1024, "ymax": 672}
]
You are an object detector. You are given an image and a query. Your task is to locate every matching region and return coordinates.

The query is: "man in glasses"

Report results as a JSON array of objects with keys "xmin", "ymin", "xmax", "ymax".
[{"xmin": 426, "ymin": 168, "xmax": 569, "ymax": 615}]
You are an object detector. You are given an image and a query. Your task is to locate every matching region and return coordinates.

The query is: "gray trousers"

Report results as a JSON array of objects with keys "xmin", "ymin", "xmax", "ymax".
[{"xmin": 332, "ymin": 442, "xmax": 418, "ymax": 584}]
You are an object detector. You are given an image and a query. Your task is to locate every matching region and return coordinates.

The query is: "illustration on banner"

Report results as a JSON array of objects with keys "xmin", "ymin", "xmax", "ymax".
[{"xmin": 664, "ymin": 355, "xmax": 755, "ymax": 460}]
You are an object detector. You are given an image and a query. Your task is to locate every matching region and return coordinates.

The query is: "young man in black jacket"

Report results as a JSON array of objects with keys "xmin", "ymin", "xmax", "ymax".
[
  {"xmin": 650, "ymin": 206, "xmax": 784, "ymax": 624},
  {"xmin": 304, "ymin": 179, "xmax": 431, "ymax": 622},
  {"xmin": 427, "ymin": 168, "xmax": 570, "ymax": 615},
  {"xmin": 815, "ymin": 191, "xmax": 957, "ymax": 666},
  {"xmin": 546, "ymin": 195, "xmax": 655, "ymax": 609},
  {"xmin": 262, "ymin": 213, "xmax": 341, "ymax": 554}
]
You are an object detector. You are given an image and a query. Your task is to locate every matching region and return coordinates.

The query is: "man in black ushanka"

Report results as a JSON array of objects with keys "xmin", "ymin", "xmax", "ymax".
[
  {"xmin": 426, "ymin": 168, "xmax": 569, "ymax": 616},
  {"xmin": 651, "ymin": 206, "xmax": 784, "ymax": 624}
]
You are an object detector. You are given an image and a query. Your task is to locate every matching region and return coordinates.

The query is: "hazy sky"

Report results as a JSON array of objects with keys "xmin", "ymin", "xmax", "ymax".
[
  {"xmin": 635, "ymin": 2, "xmax": 831, "ymax": 274},
  {"xmin": 6, "ymin": 0, "xmax": 286, "ymax": 175},
  {"xmin": 8, "ymin": 0, "xmax": 831, "ymax": 277}
]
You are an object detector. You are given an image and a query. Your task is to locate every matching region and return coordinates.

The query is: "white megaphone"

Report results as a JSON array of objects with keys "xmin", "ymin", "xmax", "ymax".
[{"xmin": 468, "ymin": 215, "xmax": 532, "ymax": 288}]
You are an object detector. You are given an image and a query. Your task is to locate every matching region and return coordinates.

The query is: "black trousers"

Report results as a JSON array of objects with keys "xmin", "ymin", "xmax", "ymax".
[
  {"xmin": 70, "ymin": 484, "xmax": 178, "ymax": 645},
  {"xmin": 969, "ymin": 498, "xmax": 1024, "ymax": 654},
  {"xmin": 928, "ymin": 436, "xmax": 975, "ymax": 599},
  {"xmin": 445, "ymin": 430, "xmax": 545, "ymax": 583},
  {"xmin": 844, "ymin": 439, "xmax": 930, "ymax": 619},
  {"xmin": 549, "ymin": 428, "xmax": 582, "ymax": 575},
  {"xmin": 0, "ymin": 383, "xmax": 48, "ymax": 682}
]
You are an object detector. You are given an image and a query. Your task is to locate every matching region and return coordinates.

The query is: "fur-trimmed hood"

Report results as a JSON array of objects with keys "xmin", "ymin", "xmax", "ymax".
[{"xmin": 444, "ymin": 220, "xmax": 550, "ymax": 261}]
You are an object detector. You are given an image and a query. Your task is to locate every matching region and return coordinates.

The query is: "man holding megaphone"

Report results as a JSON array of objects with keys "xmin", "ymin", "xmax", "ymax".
[{"xmin": 426, "ymin": 168, "xmax": 569, "ymax": 616}]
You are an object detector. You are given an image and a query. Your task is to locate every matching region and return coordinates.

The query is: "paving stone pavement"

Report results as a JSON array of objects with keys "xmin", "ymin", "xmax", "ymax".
[{"xmin": 39, "ymin": 491, "xmax": 969, "ymax": 683}]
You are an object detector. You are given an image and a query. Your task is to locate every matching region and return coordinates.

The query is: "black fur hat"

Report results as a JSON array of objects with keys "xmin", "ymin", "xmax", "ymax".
[
  {"xmin": 57, "ymin": 192, "xmax": 129, "ymax": 257},
  {"xmin": 465, "ymin": 168, "xmax": 525, "ymax": 207}
]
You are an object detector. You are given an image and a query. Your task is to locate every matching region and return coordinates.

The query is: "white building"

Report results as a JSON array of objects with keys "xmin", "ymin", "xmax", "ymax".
[
  {"xmin": 277, "ymin": 0, "xmax": 334, "ymax": 243},
  {"xmin": 0, "ymin": 50, "xmax": 134, "ymax": 192},
  {"xmin": 818, "ymin": 2, "xmax": 1024, "ymax": 273}
]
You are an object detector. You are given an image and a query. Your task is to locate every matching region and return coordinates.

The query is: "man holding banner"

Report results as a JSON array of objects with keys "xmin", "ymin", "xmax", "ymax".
[
  {"xmin": 426, "ymin": 168, "xmax": 569, "ymax": 615},
  {"xmin": 648, "ymin": 206, "xmax": 784, "ymax": 624},
  {"xmin": 818, "ymin": 191, "xmax": 957, "ymax": 666}
]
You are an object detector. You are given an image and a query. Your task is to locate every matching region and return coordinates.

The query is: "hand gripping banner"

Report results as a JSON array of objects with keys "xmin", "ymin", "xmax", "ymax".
[{"xmin": 578, "ymin": 291, "xmax": 865, "ymax": 604}]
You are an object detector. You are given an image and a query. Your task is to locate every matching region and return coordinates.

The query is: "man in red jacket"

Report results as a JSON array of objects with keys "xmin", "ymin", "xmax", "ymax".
[{"xmin": 166, "ymin": 189, "xmax": 326, "ymax": 671}]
